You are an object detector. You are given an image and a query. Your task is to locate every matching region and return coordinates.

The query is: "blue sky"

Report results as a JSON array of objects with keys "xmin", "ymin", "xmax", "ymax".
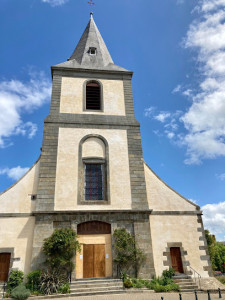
[{"xmin": 0, "ymin": 0, "xmax": 225, "ymax": 240}]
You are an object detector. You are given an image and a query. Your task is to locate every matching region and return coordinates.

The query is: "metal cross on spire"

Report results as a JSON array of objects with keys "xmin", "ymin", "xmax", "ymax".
[{"xmin": 88, "ymin": 0, "xmax": 95, "ymax": 15}]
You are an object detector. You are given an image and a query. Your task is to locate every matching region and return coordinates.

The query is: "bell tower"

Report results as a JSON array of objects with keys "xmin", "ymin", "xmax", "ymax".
[{"xmin": 31, "ymin": 14, "xmax": 155, "ymax": 279}]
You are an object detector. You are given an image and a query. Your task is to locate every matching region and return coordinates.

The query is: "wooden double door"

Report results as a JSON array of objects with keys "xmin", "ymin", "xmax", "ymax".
[
  {"xmin": 0, "ymin": 253, "xmax": 11, "ymax": 282},
  {"xmin": 83, "ymin": 244, "xmax": 105, "ymax": 278},
  {"xmin": 170, "ymin": 247, "xmax": 184, "ymax": 273}
]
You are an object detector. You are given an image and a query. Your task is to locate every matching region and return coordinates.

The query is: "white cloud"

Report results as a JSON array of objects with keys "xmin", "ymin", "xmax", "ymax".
[
  {"xmin": 41, "ymin": 0, "xmax": 69, "ymax": 7},
  {"xmin": 202, "ymin": 201, "xmax": 225, "ymax": 241},
  {"xmin": 177, "ymin": 0, "xmax": 184, "ymax": 4},
  {"xmin": 0, "ymin": 71, "xmax": 51, "ymax": 148},
  {"xmin": 144, "ymin": 106, "xmax": 155, "ymax": 117},
  {"xmin": 172, "ymin": 84, "xmax": 182, "ymax": 94},
  {"xmin": 216, "ymin": 173, "xmax": 225, "ymax": 181},
  {"xmin": 182, "ymin": 89, "xmax": 192, "ymax": 97},
  {"xmin": 0, "ymin": 166, "xmax": 29, "ymax": 181},
  {"xmin": 180, "ymin": 1, "xmax": 225, "ymax": 164},
  {"xmin": 154, "ymin": 112, "xmax": 171, "ymax": 123},
  {"xmin": 201, "ymin": 0, "xmax": 225, "ymax": 12}
]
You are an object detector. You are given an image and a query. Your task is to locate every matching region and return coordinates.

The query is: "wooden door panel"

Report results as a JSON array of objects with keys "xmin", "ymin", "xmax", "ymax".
[
  {"xmin": 83, "ymin": 244, "xmax": 106, "ymax": 278},
  {"xmin": 83, "ymin": 245, "xmax": 94, "ymax": 278},
  {"xmin": 94, "ymin": 244, "xmax": 105, "ymax": 278},
  {"xmin": 0, "ymin": 253, "xmax": 11, "ymax": 282},
  {"xmin": 170, "ymin": 247, "xmax": 183, "ymax": 273}
]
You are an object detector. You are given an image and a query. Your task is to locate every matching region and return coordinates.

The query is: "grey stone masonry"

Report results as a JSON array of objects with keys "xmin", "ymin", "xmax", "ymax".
[
  {"xmin": 127, "ymin": 127, "xmax": 149, "ymax": 210},
  {"xmin": 30, "ymin": 211, "xmax": 155, "ymax": 279},
  {"xmin": 123, "ymin": 79, "xmax": 135, "ymax": 118},
  {"xmin": 36, "ymin": 124, "xmax": 59, "ymax": 211},
  {"xmin": 134, "ymin": 220, "xmax": 155, "ymax": 279}
]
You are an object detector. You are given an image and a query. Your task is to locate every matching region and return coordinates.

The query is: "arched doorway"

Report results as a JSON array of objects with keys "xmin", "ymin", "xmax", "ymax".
[{"xmin": 76, "ymin": 221, "xmax": 112, "ymax": 279}]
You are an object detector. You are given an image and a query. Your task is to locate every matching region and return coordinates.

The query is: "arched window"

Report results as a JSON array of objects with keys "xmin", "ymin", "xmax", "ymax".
[
  {"xmin": 78, "ymin": 135, "xmax": 110, "ymax": 204},
  {"xmin": 86, "ymin": 81, "xmax": 101, "ymax": 110}
]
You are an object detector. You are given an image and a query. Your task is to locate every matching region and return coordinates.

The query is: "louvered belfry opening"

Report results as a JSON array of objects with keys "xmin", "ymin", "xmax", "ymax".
[{"xmin": 86, "ymin": 81, "xmax": 101, "ymax": 110}]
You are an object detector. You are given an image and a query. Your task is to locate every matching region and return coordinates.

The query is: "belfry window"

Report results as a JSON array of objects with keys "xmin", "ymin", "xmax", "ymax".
[
  {"xmin": 86, "ymin": 81, "xmax": 101, "ymax": 110},
  {"xmin": 84, "ymin": 163, "xmax": 103, "ymax": 200},
  {"xmin": 89, "ymin": 47, "xmax": 97, "ymax": 55}
]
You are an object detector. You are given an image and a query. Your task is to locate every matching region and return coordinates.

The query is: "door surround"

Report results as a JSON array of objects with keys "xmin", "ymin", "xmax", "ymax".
[
  {"xmin": 163, "ymin": 242, "xmax": 191, "ymax": 275},
  {"xmin": 76, "ymin": 221, "xmax": 112, "ymax": 279}
]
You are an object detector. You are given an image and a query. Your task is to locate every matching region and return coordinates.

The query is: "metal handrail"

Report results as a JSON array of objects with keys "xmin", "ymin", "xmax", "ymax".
[
  {"xmin": 188, "ymin": 265, "xmax": 201, "ymax": 290},
  {"xmin": 1, "ymin": 282, "xmax": 7, "ymax": 300}
]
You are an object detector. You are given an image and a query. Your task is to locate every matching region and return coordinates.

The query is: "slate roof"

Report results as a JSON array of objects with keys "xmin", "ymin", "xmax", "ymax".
[{"xmin": 53, "ymin": 14, "xmax": 129, "ymax": 72}]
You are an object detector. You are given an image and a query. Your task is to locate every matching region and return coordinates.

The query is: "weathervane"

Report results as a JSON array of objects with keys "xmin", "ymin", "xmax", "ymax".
[{"xmin": 88, "ymin": 0, "xmax": 95, "ymax": 15}]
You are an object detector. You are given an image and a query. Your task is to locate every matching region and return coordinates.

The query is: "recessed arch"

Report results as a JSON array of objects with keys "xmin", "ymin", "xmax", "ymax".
[
  {"xmin": 77, "ymin": 221, "xmax": 111, "ymax": 235},
  {"xmin": 77, "ymin": 134, "xmax": 110, "ymax": 205}
]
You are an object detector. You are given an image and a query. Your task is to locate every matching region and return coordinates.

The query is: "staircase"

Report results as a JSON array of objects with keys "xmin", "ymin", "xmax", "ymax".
[
  {"xmin": 69, "ymin": 278, "xmax": 125, "ymax": 297},
  {"xmin": 173, "ymin": 275, "xmax": 199, "ymax": 292}
]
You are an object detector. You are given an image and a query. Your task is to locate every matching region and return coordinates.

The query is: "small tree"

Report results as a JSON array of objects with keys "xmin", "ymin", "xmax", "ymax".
[
  {"xmin": 43, "ymin": 228, "xmax": 81, "ymax": 278},
  {"xmin": 113, "ymin": 228, "xmax": 146, "ymax": 277}
]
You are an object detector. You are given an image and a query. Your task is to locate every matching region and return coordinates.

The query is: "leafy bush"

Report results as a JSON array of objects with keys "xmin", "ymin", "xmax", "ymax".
[
  {"xmin": 26, "ymin": 270, "xmax": 41, "ymax": 292},
  {"xmin": 113, "ymin": 228, "xmax": 146, "ymax": 276},
  {"xmin": 40, "ymin": 270, "xmax": 64, "ymax": 295},
  {"xmin": 7, "ymin": 270, "xmax": 24, "ymax": 293},
  {"xmin": 150, "ymin": 277, "xmax": 179, "ymax": 293},
  {"xmin": 43, "ymin": 228, "xmax": 80, "ymax": 277},
  {"xmin": 124, "ymin": 277, "xmax": 133, "ymax": 288},
  {"xmin": 58, "ymin": 282, "xmax": 70, "ymax": 294},
  {"xmin": 162, "ymin": 268, "xmax": 176, "ymax": 279},
  {"xmin": 11, "ymin": 285, "xmax": 30, "ymax": 300}
]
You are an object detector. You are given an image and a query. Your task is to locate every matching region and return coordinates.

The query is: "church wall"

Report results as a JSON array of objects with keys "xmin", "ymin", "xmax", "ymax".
[
  {"xmin": 60, "ymin": 77, "xmax": 126, "ymax": 116},
  {"xmin": 54, "ymin": 127, "xmax": 132, "ymax": 210},
  {"xmin": 144, "ymin": 163, "xmax": 198, "ymax": 211},
  {"xmin": 0, "ymin": 217, "xmax": 35, "ymax": 275},
  {"xmin": 150, "ymin": 214, "xmax": 210, "ymax": 278},
  {"xmin": 0, "ymin": 160, "xmax": 40, "ymax": 213}
]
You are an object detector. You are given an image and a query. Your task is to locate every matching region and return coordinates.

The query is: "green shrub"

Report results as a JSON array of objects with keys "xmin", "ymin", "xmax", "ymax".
[
  {"xmin": 11, "ymin": 285, "xmax": 30, "ymax": 300},
  {"xmin": 123, "ymin": 276, "xmax": 133, "ymax": 288},
  {"xmin": 162, "ymin": 268, "xmax": 176, "ymax": 279},
  {"xmin": 26, "ymin": 270, "xmax": 41, "ymax": 292},
  {"xmin": 58, "ymin": 282, "xmax": 70, "ymax": 294},
  {"xmin": 113, "ymin": 228, "xmax": 146, "ymax": 276},
  {"xmin": 40, "ymin": 270, "xmax": 64, "ymax": 295},
  {"xmin": 7, "ymin": 270, "xmax": 24, "ymax": 293},
  {"xmin": 43, "ymin": 228, "xmax": 80, "ymax": 277}
]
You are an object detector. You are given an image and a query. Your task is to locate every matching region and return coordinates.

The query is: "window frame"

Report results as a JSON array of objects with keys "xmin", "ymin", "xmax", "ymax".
[
  {"xmin": 83, "ymin": 159, "xmax": 106, "ymax": 202},
  {"xmin": 78, "ymin": 135, "xmax": 110, "ymax": 206},
  {"xmin": 83, "ymin": 80, "xmax": 103, "ymax": 112}
]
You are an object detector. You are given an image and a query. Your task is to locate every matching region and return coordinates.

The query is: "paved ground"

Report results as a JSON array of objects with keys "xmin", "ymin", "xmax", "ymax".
[{"xmin": 40, "ymin": 291, "xmax": 225, "ymax": 300}]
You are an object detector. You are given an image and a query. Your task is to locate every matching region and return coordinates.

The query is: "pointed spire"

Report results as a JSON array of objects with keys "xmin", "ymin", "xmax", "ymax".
[
  {"xmin": 53, "ymin": 15, "xmax": 129, "ymax": 72},
  {"xmin": 68, "ymin": 15, "xmax": 114, "ymax": 69}
]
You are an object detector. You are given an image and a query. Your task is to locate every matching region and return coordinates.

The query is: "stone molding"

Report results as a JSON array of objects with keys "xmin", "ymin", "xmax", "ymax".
[{"xmin": 163, "ymin": 242, "xmax": 191, "ymax": 275}]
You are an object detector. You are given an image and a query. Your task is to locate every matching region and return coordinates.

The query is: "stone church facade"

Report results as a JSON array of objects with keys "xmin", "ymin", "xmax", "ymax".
[{"xmin": 0, "ymin": 15, "xmax": 212, "ymax": 282}]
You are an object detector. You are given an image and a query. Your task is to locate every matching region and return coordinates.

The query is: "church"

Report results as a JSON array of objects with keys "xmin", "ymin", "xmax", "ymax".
[{"xmin": 0, "ymin": 13, "xmax": 212, "ymax": 284}]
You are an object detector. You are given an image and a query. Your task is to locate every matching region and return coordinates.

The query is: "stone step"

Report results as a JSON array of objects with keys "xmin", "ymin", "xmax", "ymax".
[
  {"xmin": 179, "ymin": 284, "xmax": 198, "ymax": 290},
  {"xmin": 70, "ymin": 285, "xmax": 123, "ymax": 293},
  {"xmin": 173, "ymin": 275, "xmax": 192, "ymax": 279},
  {"xmin": 31, "ymin": 289, "xmax": 126, "ymax": 299},
  {"xmin": 70, "ymin": 282, "xmax": 123, "ymax": 289},
  {"xmin": 180, "ymin": 289, "xmax": 197, "ymax": 293},
  {"xmin": 71, "ymin": 279, "xmax": 122, "ymax": 285},
  {"xmin": 71, "ymin": 278, "xmax": 121, "ymax": 284},
  {"xmin": 174, "ymin": 279, "xmax": 194, "ymax": 283}
]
